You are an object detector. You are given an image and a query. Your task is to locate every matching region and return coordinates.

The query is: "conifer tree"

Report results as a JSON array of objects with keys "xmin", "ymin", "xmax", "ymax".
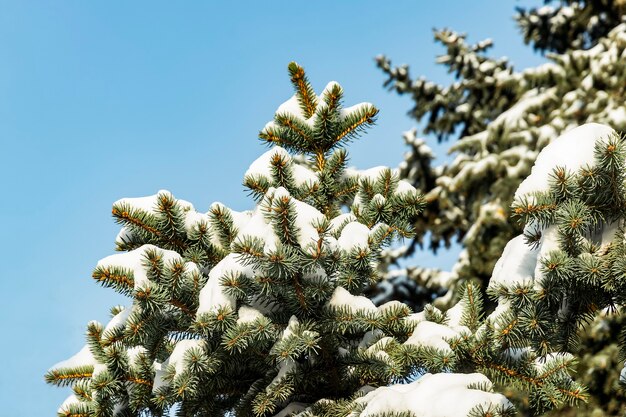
[{"xmin": 374, "ymin": 4, "xmax": 626, "ymax": 416}]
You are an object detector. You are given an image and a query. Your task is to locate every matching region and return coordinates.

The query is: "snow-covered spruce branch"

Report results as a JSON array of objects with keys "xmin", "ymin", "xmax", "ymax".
[{"xmin": 370, "ymin": 6, "xmax": 626, "ymax": 416}]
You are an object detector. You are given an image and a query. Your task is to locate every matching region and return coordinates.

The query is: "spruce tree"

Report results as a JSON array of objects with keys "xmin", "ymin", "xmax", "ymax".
[{"xmin": 374, "ymin": 4, "xmax": 626, "ymax": 416}]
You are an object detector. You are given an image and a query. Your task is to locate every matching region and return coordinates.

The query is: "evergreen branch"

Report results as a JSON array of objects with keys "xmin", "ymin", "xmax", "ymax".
[
  {"xmin": 112, "ymin": 206, "xmax": 160, "ymax": 237},
  {"xmin": 259, "ymin": 125, "xmax": 283, "ymax": 145},
  {"xmin": 288, "ymin": 62, "xmax": 318, "ymax": 118},
  {"xmin": 155, "ymin": 192, "xmax": 187, "ymax": 248},
  {"xmin": 92, "ymin": 266, "xmax": 135, "ymax": 296},
  {"xmin": 112, "ymin": 204, "xmax": 188, "ymax": 251},
  {"xmin": 536, "ymin": 359, "xmax": 571, "ymax": 381},
  {"xmin": 72, "ymin": 382, "xmax": 93, "ymax": 401},
  {"xmin": 482, "ymin": 360, "xmax": 540, "ymax": 387},
  {"xmin": 244, "ymin": 175, "xmax": 270, "ymax": 202},
  {"xmin": 511, "ymin": 197, "xmax": 557, "ymax": 225},
  {"xmin": 322, "ymin": 82, "xmax": 343, "ymax": 112},
  {"xmin": 324, "ymin": 149, "xmax": 348, "ymax": 180},
  {"xmin": 126, "ymin": 376, "xmax": 152, "ymax": 387},
  {"xmin": 143, "ymin": 247, "xmax": 165, "ymax": 283},
  {"xmin": 334, "ymin": 105, "xmax": 379, "ymax": 146},
  {"xmin": 114, "ymin": 228, "xmax": 144, "ymax": 252},
  {"xmin": 555, "ymin": 386, "xmax": 587, "ymax": 401},
  {"xmin": 210, "ymin": 204, "xmax": 239, "ymax": 248},
  {"xmin": 233, "ymin": 236, "xmax": 266, "ymax": 263},
  {"xmin": 293, "ymin": 275, "xmax": 308, "ymax": 311},
  {"xmin": 460, "ymin": 282, "xmax": 483, "ymax": 332},
  {"xmin": 275, "ymin": 113, "xmax": 315, "ymax": 147},
  {"xmin": 336, "ymin": 182, "xmax": 360, "ymax": 198},
  {"xmin": 169, "ymin": 298, "xmax": 195, "ymax": 317},
  {"xmin": 270, "ymin": 151, "xmax": 295, "ymax": 190},
  {"xmin": 57, "ymin": 402, "xmax": 93, "ymax": 417},
  {"xmin": 270, "ymin": 195, "xmax": 300, "ymax": 247},
  {"xmin": 45, "ymin": 366, "xmax": 94, "ymax": 386}
]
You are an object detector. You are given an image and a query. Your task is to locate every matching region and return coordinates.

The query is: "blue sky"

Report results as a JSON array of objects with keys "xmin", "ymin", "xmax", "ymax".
[{"xmin": 0, "ymin": 1, "xmax": 545, "ymax": 414}]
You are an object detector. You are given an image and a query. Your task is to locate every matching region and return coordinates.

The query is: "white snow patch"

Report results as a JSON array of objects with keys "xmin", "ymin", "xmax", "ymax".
[
  {"xmin": 353, "ymin": 373, "xmax": 512, "ymax": 417},
  {"xmin": 486, "ymin": 299, "xmax": 512, "ymax": 330},
  {"xmin": 267, "ymin": 316, "xmax": 300, "ymax": 391},
  {"xmin": 343, "ymin": 167, "xmax": 360, "ymax": 179},
  {"xmin": 378, "ymin": 300, "xmax": 405, "ymax": 313},
  {"xmin": 488, "ymin": 235, "xmax": 538, "ymax": 289},
  {"xmin": 97, "ymin": 244, "xmax": 182, "ymax": 290},
  {"xmin": 93, "ymin": 363, "xmax": 108, "ymax": 379},
  {"xmin": 237, "ymin": 306, "xmax": 264, "ymax": 325},
  {"xmin": 127, "ymin": 346, "xmax": 148, "ymax": 366},
  {"xmin": 281, "ymin": 315, "xmax": 299, "ymax": 340},
  {"xmin": 115, "ymin": 227, "xmax": 134, "ymax": 246},
  {"xmin": 337, "ymin": 222, "xmax": 370, "ymax": 251},
  {"xmin": 359, "ymin": 330, "xmax": 384, "ymax": 349},
  {"xmin": 329, "ymin": 213, "xmax": 357, "ymax": 234},
  {"xmin": 504, "ymin": 347, "xmax": 532, "ymax": 361},
  {"xmin": 293, "ymin": 199, "xmax": 325, "ymax": 250},
  {"xmin": 340, "ymin": 102, "xmax": 373, "ymax": 118},
  {"xmin": 532, "ymin": 226, "xmax": 562, "ymax": 284},
  {"xmin": 183, "ymin": 210, "xmax": 212, "ymax": 238},
  {"xmin": 197, "ymin": 253, "xmax": 255, "ymax": 314},
  {"xmin": 292, "ymin": 163, "xmax": 318, "ymax": 187},
  {"xmin": 104, "ymin": 306, "xmax": 132, "ymax": 333},
  {"xmin": 115, "ymin": 194, "xmax": 158, "ymax": 214},
  {"xmin": 276, "ymin": 95, "xmax": 306, "ymax": 119},
  {"xmin": 479, "ymin": 61, "xmax": 496, "ymax": 73},
  {"xmin": 535, "ymin": 353, "xmax": 574, "ymax": 373},
  {"xmin": 359, "ymin": 166, "xmax": 396, "ymax": 182},
  {"xmin": 446, "ymin": 299, "xmax": 465, "ymax": 327},
  {"xmin": 152, "ymin": 361, "xmax": 167, "ymax": 392},
  {"xmin": 608, "ymin": 107, "xmax": 626, "ymax": 127},
  {"xmin": 493, "ymin": 89, "xmax": 555, "ymax": 133},
  {"xmin": 601, "ymin": 221, "xmax": 621, "ymax": 247},
  {"xmin": 210, "ymin": 202, "xmax": 252, "ymax": 236},
  {"xmin": 271, "ymin": 187, "xmax": 325, "ymax": 251},
  {"xmin": 371, "ymin": 194, "xmax": 386, "ymax": 206},
  {"xmin": 50, "ymin": 345, "xmax": 97, "ymax": 371},
  {"xmin": 233, "ymin": 207, "xmax": 278, "ymax": 253},
  {"xmin": 404, "ymin": 312, "xmax": 426, "ymax": 327},
  {"xmin": 302, "ymin": 266, "xmax": 328, "ymax": 283},
  {"xmin": 327, "ymin": 286, "xmax": 377, "ymax": 313},
  {"xmin": 58, "ymin": 394, "xmax": 80, "ymax": 414},
  {"xmin": 244, "ymin": 147, "xmax": 291, "ymax": 181},
  {"xmin": 114, "ymin": 190, "xmax": 193, "ymax": 214},
  {"xmin": 515, "ymin": 123, "xmax": 616, "ymax": 199},
  {"xmin": 394, "ymin": 179, "xmax": 417, "ymax": 195},
  {"xmin": 168, "ymin": 339, "xmax": 205, "ymax": 376},
  {"xmin": 231, "ymin": 209, "xmax": 253, "ymax": 232},
  {"xmin": 404, "ymin": 321, "xmax": 468, "ymax": 353}
]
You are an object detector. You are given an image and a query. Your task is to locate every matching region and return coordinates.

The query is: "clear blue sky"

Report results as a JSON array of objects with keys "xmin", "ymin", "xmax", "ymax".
[{"xmin": 0, "ymin": 1, "xmax": 544, "ymax": 414}]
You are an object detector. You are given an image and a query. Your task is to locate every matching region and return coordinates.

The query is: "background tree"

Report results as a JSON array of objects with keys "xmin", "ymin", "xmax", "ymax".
[{"xmin": 373, "ymin": 3, "xmax": 626, "ymax": 416}]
